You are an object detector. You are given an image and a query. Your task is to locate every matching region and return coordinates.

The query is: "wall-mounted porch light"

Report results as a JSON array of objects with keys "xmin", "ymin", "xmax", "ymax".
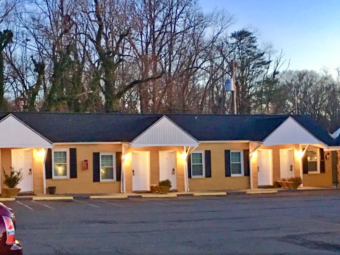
[{"xmin": 37, "ymin": 149, "xmax": 45, "ymax": 157}]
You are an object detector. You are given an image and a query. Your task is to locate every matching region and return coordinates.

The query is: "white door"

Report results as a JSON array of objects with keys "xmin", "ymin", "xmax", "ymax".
[
  {"xmin": 159, "ymin": 151, "xmax": 176, "ymax": 190},
  {"xmin": 11, "ymin": 149, "xmax": 33, "ymax": 192},
  {"xmin": 280, "ymin": 149, "xmax": 294, "ymax": 179},
  {"xmin": 257, "ymin": 149, "xmax": 272, "ymax": 186},
  {"xmin": 132, "ymin": 152, "xmax": 150, "ymax": 191}
]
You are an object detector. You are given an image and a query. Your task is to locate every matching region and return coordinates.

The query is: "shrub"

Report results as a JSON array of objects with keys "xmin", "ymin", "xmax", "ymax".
[
  {"xmin": 159, "ymin": 179, "xmax": 172, "ymax": 187},
  {"xmin": 3, "ymin": 167, "xmax": 23, "ymax": 188}
]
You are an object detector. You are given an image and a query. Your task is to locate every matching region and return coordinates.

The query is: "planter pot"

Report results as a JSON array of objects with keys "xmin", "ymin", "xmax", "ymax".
[
  {"xmin": 286, "ymin": 182, "xmax": 301, "ymax": 190},
  {"xmin": 159, "ymin": 186, "xmax": 171, "ymax": 194},
  {"xmin": 48, "ymin": 186, "xmax": 56, "ymax": 195},
  {"xmin": 1, "ymin": 187, "xmax": 21, "ymax": 198},
  {"xmin": 278, "ymin": 181, "xmax": 288, "ymax": 189}
]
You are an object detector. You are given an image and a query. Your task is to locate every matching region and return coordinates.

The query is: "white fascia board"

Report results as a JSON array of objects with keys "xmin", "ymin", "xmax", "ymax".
[
  {"xmin": 199, "ymin": 140, "xmax": 252, "ymax": 144},
  {"xmin": 131, "ymin": 116, "xmax": 199, "ymax": 147},
  {"xmin": 262, "ymin": 116, "xmax": 324, "ymax": 147},
  {"xmin": 53, "ymin": 142, "xmax": 122, "ymax": 145},
  {"xmin": 131, "ymin": 143, "xmax": 199, "ymax": 148},
  {"xmin": 0, "ymin": 114, "xmax": 52, "ymax": 148}
]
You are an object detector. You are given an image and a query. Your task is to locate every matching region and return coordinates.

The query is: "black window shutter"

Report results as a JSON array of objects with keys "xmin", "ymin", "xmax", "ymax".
[
  {"xmin": 225, "ymin": 150, "xmax": 231, "ymax": 177},
  {"xmin": 45, "ymin": 149, "xmax": 52, "ymax": 179},
  {"xmin": 187, "ymin": 154, "xmax": 192, "ymax": 178},
  {"xmin": 205, "ymin": 150, "xmax": 211, "ymax": 178},
  {"xmin": 243, "ymin": 150, "xmax": 250, "ymax": 176},
  {"xmin": 93, "ymin": 152, "xmax": 100, "ymax": 182},
  {"xmin": 302, "ymin": 148, "xmax": 308, "ymax": 174},
  {"xmin": 70, "ymin": 148, "xmax": 77, "ymax": 178},
  {"xmin": 116, "ymin": 152, "xmax": 122, "ymax": 181},
  {"xmin": 332, "ymin": 151, "xmax": 338, "ymax": 184},
  {"xmin": 320, "ymin": 148, "xmax": 325, "ymax": 173}
]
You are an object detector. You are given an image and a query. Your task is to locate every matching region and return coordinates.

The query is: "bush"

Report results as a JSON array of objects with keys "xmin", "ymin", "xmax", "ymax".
[
  {"xmin": 159, "ymin": 179, "xmax": 172, "ymax": 187},
  {"xmin": 3, "ymin": 167, "xmax": 23, "ymax": 188}
]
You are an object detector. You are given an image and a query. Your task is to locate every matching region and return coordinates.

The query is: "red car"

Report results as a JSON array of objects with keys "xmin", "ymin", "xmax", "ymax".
[{"xmin": 0, "ymin": 203, "xmax": 22, "ymax": 255}]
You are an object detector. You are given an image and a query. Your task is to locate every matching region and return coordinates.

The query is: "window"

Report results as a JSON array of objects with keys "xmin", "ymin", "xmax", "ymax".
[
  {"xmin": 53, "ymin": 149, "xmax": 69, "ymax": 178},
  {"xmin": 191, "ymin": 151, "xmax": 204, "ymax": 177},
  {"xmin": 230, "ymin": 151, "xmax": 244, "ymax": 176},
  {"xmin": 100, "ymin": 153, "xmax": 115, "ymax": 181},
  {"xmin": 307, "ymin": 149, "xmax": 319, "ymax": 173}
]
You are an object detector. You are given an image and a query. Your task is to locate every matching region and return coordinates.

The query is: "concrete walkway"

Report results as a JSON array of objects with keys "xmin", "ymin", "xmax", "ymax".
[{"xmin": 2, "ymin": 186, "xmax": 338, "ymax": 202}]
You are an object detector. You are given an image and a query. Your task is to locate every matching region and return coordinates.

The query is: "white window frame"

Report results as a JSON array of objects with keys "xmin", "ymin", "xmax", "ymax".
[
  {"xmin": 307, "ymin": 148, "xmax": 320, "ymax": 174},
  {"xmin": 100, "ymin": 153, "xmax": 116, "ymax": 182},
  {"xmin": 230, "ymin": 150, "xmax": 244, "ymax": 177},
  {"xmin": 52, "ymin": 149, "xmax": 69, "ymax": 179},
  {"xmin": 191, "ymin": 151, "xmax": 205, "ymax": 178}
]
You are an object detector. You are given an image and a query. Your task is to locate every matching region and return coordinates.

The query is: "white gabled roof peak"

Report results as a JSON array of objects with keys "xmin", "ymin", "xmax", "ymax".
[
  {"xmin": 0, "ymin": 114, "xmax": 52, "ymax": 148},
  {"xmin": 263, "ymin": 116, "xmax": 324, "ymax": 146},
  {"xmin": 131, "ymin": 115, "xmax": 198, "ymax": 147}
]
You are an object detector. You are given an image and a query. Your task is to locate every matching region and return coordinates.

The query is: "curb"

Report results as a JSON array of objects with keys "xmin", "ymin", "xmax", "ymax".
[
  {"xmin": 90, "ymin": 195, "xmax": 128, "ymax": 200},
  {"xmin": 32, "ymin": 196, "xmax": 73, "ymax": 201},
  {"xmin": 246, "ymin": 190, "xmax": 278, "ymax": 195},
  {"xmin": 193, "ymin": 192, "xmax": 227, "ymax": 197},
  {"xmin": 141, "ymin": 194, "xmax": 177, "ymax": 198},
  {"xmin": 0, "ymin": 198, "xmax": 15, "ymax": 202}
]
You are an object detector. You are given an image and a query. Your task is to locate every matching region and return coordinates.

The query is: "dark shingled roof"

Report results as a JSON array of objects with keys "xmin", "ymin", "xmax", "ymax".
[{"xmin": 0, "ymin": 112, "xmax": 334, "ymax": 145}]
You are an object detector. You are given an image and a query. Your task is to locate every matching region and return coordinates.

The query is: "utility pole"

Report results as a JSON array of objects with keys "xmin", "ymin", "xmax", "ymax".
[{"xmin": 231, "ymin": 60, "xmax": 237, "ymax": 114}]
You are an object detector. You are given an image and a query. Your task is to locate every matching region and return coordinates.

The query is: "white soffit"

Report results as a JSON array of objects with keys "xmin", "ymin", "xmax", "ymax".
[
  {"xmin": 131, "ymin": 116, "xmax": 198, "ymax": 147},
  {"xmin": 263, "ymin": 117, "xmax": 320, "ymax": 146},
  {"xmin": 0, "ymin": 114, "xmax": 52, "ymax": 148}
]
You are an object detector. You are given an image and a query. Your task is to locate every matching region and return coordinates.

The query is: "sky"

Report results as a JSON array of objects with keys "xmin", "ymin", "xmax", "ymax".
[{"xmin": 199, "ymin": 0, "xmax": 340, "ymax": 78}]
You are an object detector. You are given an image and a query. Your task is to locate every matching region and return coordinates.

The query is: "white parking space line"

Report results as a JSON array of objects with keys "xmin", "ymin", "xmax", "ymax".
[
  {"xmin": 32, "ymin": 200, "xmax": 54, "ymax": 210},
  {"xmin": 16, "ymin": 201, "xmax": 34, "ymax": 211},
  {"xmin": 74, "ymin": 199, "xmax": 100, "ymax": 208},
  {"xmin": 100, "ymin": 201, "xmax": 123, "ymax": 207}
]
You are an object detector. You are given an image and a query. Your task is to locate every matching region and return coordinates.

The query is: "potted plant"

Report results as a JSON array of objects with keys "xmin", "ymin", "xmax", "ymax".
[
  {"xmin": 47, "ymin": 186, "xmax": 56, "ymax": 194},
  {"xmin": 287, "ymin": 177, "xmax": 302, "ymax": 189},
  {"xmin": 277, "ymin": 177, "xmax": 302, "ymax": 190},
  {"xmin": 277, "ymin": 178, "xmax": 287, "ymax": 188},
  {"xmin": 1, "ymin": 167, "xmax": 23, "ymax": 198},
  {"xmin": 158, "ymin": 179, "xmax": 172, "ymax": 194}
]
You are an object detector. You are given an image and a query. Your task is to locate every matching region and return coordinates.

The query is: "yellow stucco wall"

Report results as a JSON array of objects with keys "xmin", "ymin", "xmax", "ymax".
[
  {"xmin": 189, "ymin": 143, "xmax": 250, "ymax": 191},
  {"xmin": 46, "ymin": 144, "xmax": 122, "ymax": 194},
  {"xmin": 256, "ymin": 144, "xmax": 301, "ymax": 184},
  {"xmin": 303, "ymin": 149, "xmax": 333, "ymax": 187},
  {"xmin": 124, "ymin": 146, "xmax": 185, "ymax": 193},
  {"xmin": 251, "ymin": 144, "xmax": 332, "ymax": 188},
  {"xmin": 1, "ymin": 149, "xmax": 12, "ymax": 188},
  {"xmin": 32, "ymin": 149, "xmax": 44, "ymax": 194}
]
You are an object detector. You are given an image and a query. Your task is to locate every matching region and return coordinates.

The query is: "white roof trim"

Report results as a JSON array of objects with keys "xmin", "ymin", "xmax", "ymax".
[
  {"xmin": 131, "ymin": 116, "xmax": 198, "ymax": 148},
  {"xmin": 53, "ymin": 142, "xmax": 122, "ymax": 145},
  {"xmin": 331, "ymin": 128, "xmax": 340, "ymax": 139},
  {"xmin": 262, "ymin": 116, "xmax": 326, "ymax": 147},
  {"xmin": 199, "ymin": 140, "xmax": 252, "ymax": 143},
  {"xmin": 0, "ymin": 114, "xmax": 52, "ymax": 148}
]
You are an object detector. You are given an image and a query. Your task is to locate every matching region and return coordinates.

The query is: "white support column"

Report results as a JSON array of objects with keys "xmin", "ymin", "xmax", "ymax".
[
  {"xmin": 121, "ymin": 143, "xmax": 131, "ymax": 194},
  {"xmin": 249, "ymin": 143, "xmax": 253, "ymax": 189},
  {"xmin": 43, "ymin": 148, "xmax": 47, "ymax": 195}
]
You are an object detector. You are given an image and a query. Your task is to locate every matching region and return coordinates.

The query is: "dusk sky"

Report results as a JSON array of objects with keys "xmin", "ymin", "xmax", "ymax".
[{"xmin": 199, "ymin": 0, "xmax": 340, "ymax": 78}]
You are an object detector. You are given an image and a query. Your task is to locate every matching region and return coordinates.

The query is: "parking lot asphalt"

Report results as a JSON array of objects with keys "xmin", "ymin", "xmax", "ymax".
[{"xmin": 5, "ymin": 190, "xmax": 340, "ymax": 255}]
